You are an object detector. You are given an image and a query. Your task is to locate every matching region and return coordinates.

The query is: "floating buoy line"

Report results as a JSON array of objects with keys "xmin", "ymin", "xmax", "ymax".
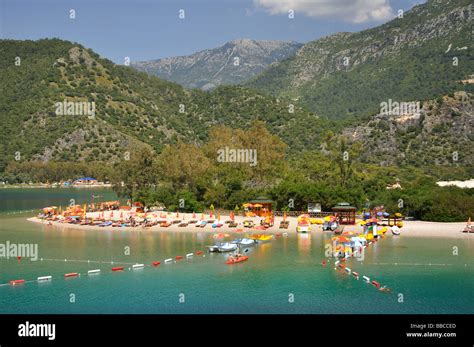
[
  {"xmin": 326, "ymin": 237, "xmax": 392, "ymax": 293},
  {"xmin": 0, "ymin": 250, "xmax": 206, "ymax": 287}
]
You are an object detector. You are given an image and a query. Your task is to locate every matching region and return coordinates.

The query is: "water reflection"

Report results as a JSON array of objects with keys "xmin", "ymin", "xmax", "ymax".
[{"xmin": 297, "ymin": 233, "xmax": 311, "ymax": 256}]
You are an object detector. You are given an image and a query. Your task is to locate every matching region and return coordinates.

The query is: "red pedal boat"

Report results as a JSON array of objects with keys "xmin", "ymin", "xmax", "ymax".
[{"xmin": 225, "ymin": 255, "xmax": 249, "ymax": 265}]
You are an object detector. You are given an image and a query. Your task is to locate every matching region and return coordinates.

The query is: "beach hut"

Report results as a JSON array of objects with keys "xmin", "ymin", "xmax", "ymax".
[
  {"xmin": 244, "ymin": 197, "xmax": 274, "ymax": 217},
  {"xmin": 331, "ymin": 202, "xmax": 356, "ymax": 225}
]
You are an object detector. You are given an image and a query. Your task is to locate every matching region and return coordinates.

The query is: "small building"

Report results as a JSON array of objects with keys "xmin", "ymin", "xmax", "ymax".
[
  {"xmin": 73, "ymin": 177, "xmax": 98, "ymax": 186},
  {"xmin": 332, "ymin": 202, "xmax": 356, "ymax": 225},
  {"xmin": 244, "ymin": 197, "xmax": 273, "ymax": 217}
]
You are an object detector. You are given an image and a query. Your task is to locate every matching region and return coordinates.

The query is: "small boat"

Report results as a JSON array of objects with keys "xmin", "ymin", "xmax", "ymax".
[
  {"xmin": 226, "ymin": 255, "xmax": 249, "ymax": 265},
  {"xmin": 462, "ymin": 217, "xmax": 472, "ymax": 233},
  {"xmin": 239, "ymin": 238, "xmax": 256, "ymax": 246},
  {"xmin": 296, "ymin": 214, "xmax": 311, "ymax": 233},
  {"xmin": 391, "ymin": 226, "xmax": 401, "ymax": 235},
  {"xmin": 98, "ymin": 221, "xmax": 112, "ymax": 227},
  {"xmin": 199, "ymin": 221, "xmax": 208, "ymax": 228},
  {"xmin": 250, "ymin": 234, "xmax": 273, "ymax": 243},
  {"xmin": 207, "ymin": 242, "xmax": 237, "ymax": 253}
]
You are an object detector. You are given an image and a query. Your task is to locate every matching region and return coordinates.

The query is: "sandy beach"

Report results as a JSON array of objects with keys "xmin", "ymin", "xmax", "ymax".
[{"xmin": 27, "ymin": 212, "xmax": 471, "ymax": 239}]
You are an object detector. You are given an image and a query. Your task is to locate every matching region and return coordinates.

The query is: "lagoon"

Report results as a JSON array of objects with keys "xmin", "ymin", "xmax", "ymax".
[{"xmin": 0, "ymin": 188, "xmax": 472, "ymax": 314}]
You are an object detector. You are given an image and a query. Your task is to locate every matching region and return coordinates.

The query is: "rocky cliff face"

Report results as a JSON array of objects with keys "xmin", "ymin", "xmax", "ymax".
[
  {"xmin": 132, "ymin": 39, "xmax": 302, "ymax": 90},
  {"xmin": 342, "ymin": 92, "xmax": 473, "ymax": 166}
]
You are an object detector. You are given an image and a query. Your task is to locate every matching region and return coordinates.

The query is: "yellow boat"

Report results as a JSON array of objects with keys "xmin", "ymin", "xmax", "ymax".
[{"xmin": 250, "ymin": 234, "xmax": 273, "ymax": 242}]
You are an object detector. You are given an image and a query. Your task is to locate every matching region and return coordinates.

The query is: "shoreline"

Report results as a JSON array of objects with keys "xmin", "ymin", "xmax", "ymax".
[
  {"xmin": 1, "ymin": 184, "xmax": 112, "ymax": 189},
  {"xmin": 27, "ymin": 213, "xmax": 471, "ymax": 239}
]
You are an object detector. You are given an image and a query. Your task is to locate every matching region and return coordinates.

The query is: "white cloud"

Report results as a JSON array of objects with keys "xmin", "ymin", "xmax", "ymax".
[{"xmin": 254, "ymin": 0, "xmax": 394, "ymax": 23}]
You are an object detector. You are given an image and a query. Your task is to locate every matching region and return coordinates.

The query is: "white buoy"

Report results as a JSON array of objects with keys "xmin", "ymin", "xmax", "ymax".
[
  {"xmin": 37, "ymin": 276, "xmax": 52, "ymax": 282},
  {"xmin": 363, "ymin": 276, "xmax": 370, "ymax": 282},
  {"xmin": 164, "ymin": 258, "xmax": 173, "ymax": 263},
  {"xmin": 186, "ymin": 253, "xmax": 193, "ymax": 258},
  {"xmin": 88, "ymin": 269, "xmax": 101, "ymax": 275},
  {"xmin": 345, "ymin": 267, "xmax": 351, "ymax": 274},
  {"xmin": 132, "ymin": 263, "xmax": 144, "ymax": 269}
]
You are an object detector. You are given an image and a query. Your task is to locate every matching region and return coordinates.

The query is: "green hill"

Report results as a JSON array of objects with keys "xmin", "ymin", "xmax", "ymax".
[
  {"xmin": 0, "ymin": 38, "xmax": 326, "ymax": 172},
  {"xmin": 246, "ymin": 0, "xmax": 473, "ymax": 120}
]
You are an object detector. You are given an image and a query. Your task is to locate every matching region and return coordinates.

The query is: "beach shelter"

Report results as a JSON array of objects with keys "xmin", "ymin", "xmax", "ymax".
[{"xmin": 331, "ymin": 202, "xmax": 356, "ymax": 225}]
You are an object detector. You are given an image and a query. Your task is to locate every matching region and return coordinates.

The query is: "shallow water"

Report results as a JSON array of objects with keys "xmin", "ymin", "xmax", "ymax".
[{"xmin": 0, "ymin": 189, "xmax": 473, "ymax": 314}]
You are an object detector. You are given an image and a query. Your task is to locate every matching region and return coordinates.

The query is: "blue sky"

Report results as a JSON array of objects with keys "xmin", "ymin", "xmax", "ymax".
[{"xmin": 0, "ymin": 0, "xmax": 425, "ymax": 63}]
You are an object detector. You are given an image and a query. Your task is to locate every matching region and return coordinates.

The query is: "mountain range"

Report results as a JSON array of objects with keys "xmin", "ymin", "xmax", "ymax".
[
  {"xmin": 131, "ymin": 39, "xmax": 302, "ymax": 90},
  {"xmin": 0, "ymin": 0, "xmax": 472, "ymax": 175},
  {"xmin": 246, "ymin": 0, "xmax": 473, "ymax": 119}
]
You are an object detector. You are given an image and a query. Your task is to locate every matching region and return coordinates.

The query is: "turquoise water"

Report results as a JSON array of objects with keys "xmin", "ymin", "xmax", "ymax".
[
  {"xmin": 0, "ymin": 189, "xmax": 473, "ymax": 314},
  {"xmin": 0, "ymin": 188, "xmax": 119, "ymax": 215}
]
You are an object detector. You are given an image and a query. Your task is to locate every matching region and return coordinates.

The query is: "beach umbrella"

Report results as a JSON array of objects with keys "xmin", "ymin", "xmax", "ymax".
[
  {"xmin": 230, "ymin": 211, "xmax": 235, "ymax": 221},
  {"xmin": 332, "ymin": 236, "xmax": 350, "ymax": 243},
  {"xmin": 110, "ymin": 211, "xmax": 114, "ymax": 219},
  {"xmin": 213, "ymin": 233, "xmax": 230, "ymax": 238},
  {"xmin": 217, "ymin": 212, "xmax": 220, "ymax": 220},
  {"xmin": 283, "ymin": 212, "xmax": 287, "ymax": 222},
  {"xmin": 192, "ymin": 211, "xmax": 196, "ymax": 219},
  {"xmin": 176, "ymin": 211, "xmax": 179, "ymax": 218},
  {"xmin": 120, "ymin": 211, "xmax": 123, "ymax": 219},
  {"xmin": 201, "ymin": 213, "xmax": 204, "ymax": 220},
  {"xmin": 209, "ymin": 211, "xmax": 213, "ymax": 218}
]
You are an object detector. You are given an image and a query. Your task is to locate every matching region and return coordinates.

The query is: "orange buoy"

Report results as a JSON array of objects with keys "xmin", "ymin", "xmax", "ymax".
[
  {"xmin": 112, "ymin": 266, "xmax": 124, "ymax": 272},
  {"xmin": 195, "ymin": 251, "xmax": 203, "ymax": 255},
  {"xmin": 9, "ymin": 279, "xmax": 25, "ymax": 286},
  {"xmin": 64, "ymin": 272, "xmax": 78, "ymax": 278},
  {"xmin": 352, "ymin": 271, "xmax": 359, "ymax": 277},
  {"xmin": 372, "ymin": 280, "xmax": 381, "ymax": 288},
  {"xmin": 152, "ymin": 261, "xmax": 161, "ymax": 267},
  {"xmin": 175, "ymin": 256, "xmax": 183, "ymax": 260},
  {"xmin": 322, "ymin": 260, "xmax": 327, "ymax": 266},
  {"xmin": 338, "ymin": 264, "xmax": 346, "ymax": 269}
]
